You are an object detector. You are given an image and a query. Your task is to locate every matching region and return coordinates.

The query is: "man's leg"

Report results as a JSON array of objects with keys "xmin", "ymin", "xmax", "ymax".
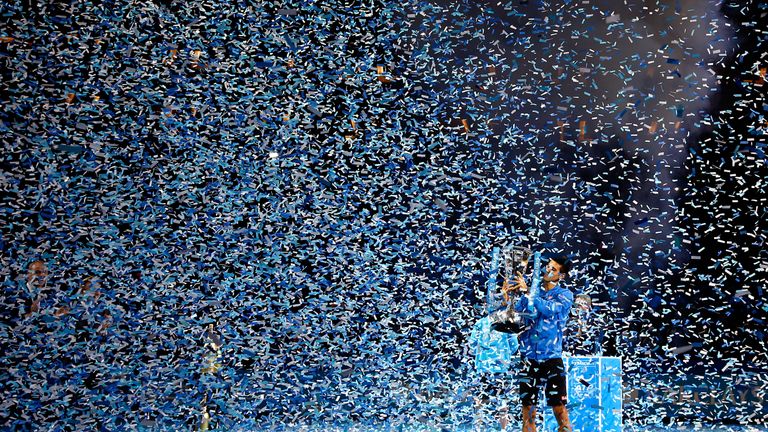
[
  {"xmin": 552, "ymin": 405, "xmax": 572, "ymax": 432},
  {"xmin": 472, "ymin": 375, "xmax": 490, "ymax": 431},
  {"xmin": 497, "ymin": 405, "xmax": 509, "ymax": 431},
  {"xmin": 522, "ymin": 405, "xmax": 537, "ymax": 432},
  {"xmin": 472, "ymin": 395, "xmax": 485, "ymax": 430},
  {"xmin": 519, "ymin": 358, "xmax": 540, "ymax": 432},
  {"xmin": 545, "ymin": 359, "xmax": 571, "ymax": 432}
]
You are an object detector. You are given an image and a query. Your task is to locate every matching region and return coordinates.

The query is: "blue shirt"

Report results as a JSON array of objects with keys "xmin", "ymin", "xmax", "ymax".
[{"xmin": 514, "ymin": 285, "xmax": 573, "ymax": 361}]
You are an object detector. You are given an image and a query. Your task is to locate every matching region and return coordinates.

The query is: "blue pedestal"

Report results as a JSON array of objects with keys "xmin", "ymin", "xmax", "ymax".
[{"xmin": 541, "ymin": 356, "xmax": 622, "ymax": 432}]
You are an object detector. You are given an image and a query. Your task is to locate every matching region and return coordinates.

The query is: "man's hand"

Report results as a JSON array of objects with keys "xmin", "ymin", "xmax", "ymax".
[
  {"xmin": 502, "ymin": 272, "xmax": 529, "ymax": 301},
  {"xmin": 97, "ymin": 319, "xmax": 111, "ymax": 335},
  {"xmin": 54, "ymin": 306, "xmax": 69, "ymax": 317},
  {"xmin": 502, "ymin": 279, "xmax": 512, "ymax": 303},
  {"xmin": 25, "ymin": 298, "xmax": 41, "ymax": 318},
  {"xmin": 514, "ymin": 272, "xmax": 528, "ymax": 293}
]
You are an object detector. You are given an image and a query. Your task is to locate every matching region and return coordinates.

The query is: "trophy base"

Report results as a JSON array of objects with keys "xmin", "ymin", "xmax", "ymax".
[
  {"xmin": 490, "ymin": 320, "xmax": 526, "ymax": 334},
  {"xmin": 488, "ymin": 309, "xmax": 530, "ymax": 334}
]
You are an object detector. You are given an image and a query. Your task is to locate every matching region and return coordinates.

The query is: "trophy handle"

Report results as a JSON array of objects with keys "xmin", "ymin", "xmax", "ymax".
[{"xmin": 526, "ymin": 251, "xmax": 543, "ymax": 314}]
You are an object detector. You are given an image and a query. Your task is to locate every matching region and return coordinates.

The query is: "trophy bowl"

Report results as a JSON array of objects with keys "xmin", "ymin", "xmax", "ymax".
[
  {"xmin": 489, "ymin": 308, "xmax": 529, "ymax": 333},
  {"xmin": 503, "ymin": 245, "xmax": 533, "ymax": 283},
  {"xmin": 485, "ymin": 244, "xmax": 534, "ymax": 334}
]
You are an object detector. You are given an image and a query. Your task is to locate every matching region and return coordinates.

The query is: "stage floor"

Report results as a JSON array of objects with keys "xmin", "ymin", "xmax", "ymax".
[
  {"xmin": 627, "ymin": 428, "xmax": 768, "ymax": 432},
  {"xmin": 259, "ymin": 424, "xmax": 768, "ymax": 432},
  {"xmin": 627, "ymin": 427, "xmax": 768, "ymax": 432}
]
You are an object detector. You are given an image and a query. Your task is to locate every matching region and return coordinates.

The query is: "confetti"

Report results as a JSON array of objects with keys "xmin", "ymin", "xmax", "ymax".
[{"xmin": 0, "ymin": 0, "xmax": 766, "ymax": 430}]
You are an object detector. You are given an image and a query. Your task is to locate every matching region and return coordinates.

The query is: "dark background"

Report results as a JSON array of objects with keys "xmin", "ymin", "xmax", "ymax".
[{"xmin": 1, "ymin": 0, "xmax": 766, "ymax": 429}]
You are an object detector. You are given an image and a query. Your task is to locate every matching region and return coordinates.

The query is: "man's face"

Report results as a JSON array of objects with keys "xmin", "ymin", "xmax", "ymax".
[
  {"xmin": 575, "ymin": 295, "xmax": 592, "ymax": 311},
  {"xmin": 27, "ymin": 261, "xmax": 48, "ymax": 288},
  {"xmin": 542, "ymin": 260, "xmax": 565, "ymax": 283}
]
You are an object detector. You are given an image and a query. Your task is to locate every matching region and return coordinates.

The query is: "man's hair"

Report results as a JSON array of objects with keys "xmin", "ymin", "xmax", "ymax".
[{"xmin": 552, "ymin": 255, "xmax": 572, "ymax": 276}]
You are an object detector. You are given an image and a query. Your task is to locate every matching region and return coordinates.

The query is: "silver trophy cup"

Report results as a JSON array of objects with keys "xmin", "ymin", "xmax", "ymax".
[
  {"xmin": 504, "ymin": 245, "xmax": 532, "ymax": 284},
  {"xmin": 488, "ymin": 245, "xmax": 533, "ymax": 332}
]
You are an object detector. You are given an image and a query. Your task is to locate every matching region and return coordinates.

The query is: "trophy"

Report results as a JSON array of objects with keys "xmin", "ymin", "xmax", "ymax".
[
  {"xmin": 488, "ymin": 245, "xmax": 535, "ymax": 333},
  {"xmin": 504, "ymin": 245, "xmax": 533, "ymax": 285}
]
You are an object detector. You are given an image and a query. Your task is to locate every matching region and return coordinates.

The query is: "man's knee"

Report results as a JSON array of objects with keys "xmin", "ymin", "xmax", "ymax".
[
  {"xmin": 552, "ymin": 404, "xmax": 569, "ymax": 417},
  {"xmin": 522, "ymin": 405, "xmax": 537, "ymax": 431},
  {"xmin": 552, "ymin": 405, "xmax": 572, "ymax": 432},
  {"xmin": 522, "ymin": 404, "xmax": 536, "ymax": 419}
]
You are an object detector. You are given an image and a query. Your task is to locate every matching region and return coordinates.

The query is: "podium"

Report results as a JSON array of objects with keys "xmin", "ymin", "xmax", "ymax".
[{"xmin": 541, "ymin": 356, "xmax": 622, "ymax": 432}]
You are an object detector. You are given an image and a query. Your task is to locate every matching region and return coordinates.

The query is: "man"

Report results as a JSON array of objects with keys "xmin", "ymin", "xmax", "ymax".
[
  {"xmin": 21, "ymin": 260, "xmax": 49, "ymax": 318},
  {"xmin": 0, "ymin": 261, "xmax": 46, "ymax": 354},
  {"xmin": 564, "ymin": 294, "xmax": 604, "ymax": 356},
  {"xmin": 505, "ymin": 255, "xmax": 574, "ymax": 432}
]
